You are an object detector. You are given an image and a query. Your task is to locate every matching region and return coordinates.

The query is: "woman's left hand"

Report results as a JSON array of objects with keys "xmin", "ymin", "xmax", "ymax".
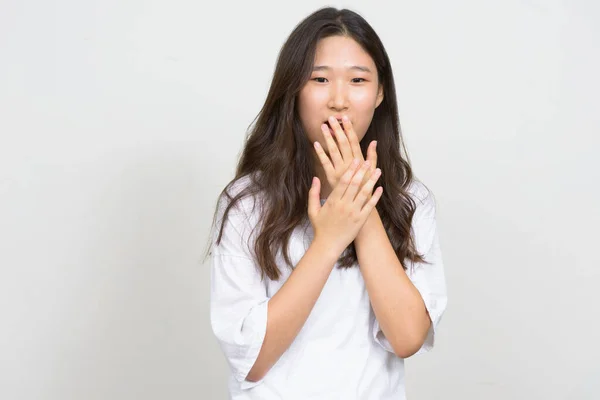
[{"xmin": 314, "ymin": 115, "xmax": 378, "ymax": 190}]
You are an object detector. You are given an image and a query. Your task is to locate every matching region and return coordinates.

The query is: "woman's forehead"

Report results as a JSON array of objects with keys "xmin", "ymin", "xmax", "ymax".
[{"xmin": 313, "ymin": 36, "xmax": 375, "ymax": 69}]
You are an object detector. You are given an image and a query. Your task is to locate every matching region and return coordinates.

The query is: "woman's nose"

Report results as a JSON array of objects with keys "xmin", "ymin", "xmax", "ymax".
[{"xmin": 328, "ymin": 82, "xmax": 349, "ymax": 110}]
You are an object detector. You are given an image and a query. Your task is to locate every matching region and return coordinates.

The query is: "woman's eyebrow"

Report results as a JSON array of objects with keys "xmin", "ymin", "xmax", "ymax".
[{"xmin": 312, "ymin": 65, "xmax": 372, "ymax": 73}]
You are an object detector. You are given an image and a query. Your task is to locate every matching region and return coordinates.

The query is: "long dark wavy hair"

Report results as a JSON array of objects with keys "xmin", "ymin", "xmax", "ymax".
[{"xmin": 204, "ymin": 7, "xmax": 428, "ymax": 281}]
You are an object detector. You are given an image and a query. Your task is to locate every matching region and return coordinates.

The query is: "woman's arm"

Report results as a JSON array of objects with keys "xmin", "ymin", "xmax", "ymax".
[
  {"xmin": 246, "ymin": 239, "xmax": 340, "ymax": 381},
  {"xmin": 354, "ymin": 209, "xmax": 432, "ymax": 358}
]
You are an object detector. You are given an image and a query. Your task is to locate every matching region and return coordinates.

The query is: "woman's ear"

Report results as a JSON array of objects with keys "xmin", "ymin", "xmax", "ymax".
[{"xmin": 376, "ymin": 84, "xmax": 384, "ymax": 108}]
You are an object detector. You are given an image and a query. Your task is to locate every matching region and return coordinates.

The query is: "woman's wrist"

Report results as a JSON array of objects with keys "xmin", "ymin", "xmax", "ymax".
[{"xmin": 310, "ymin": 237, "xmax": 344, "ymax": 265}]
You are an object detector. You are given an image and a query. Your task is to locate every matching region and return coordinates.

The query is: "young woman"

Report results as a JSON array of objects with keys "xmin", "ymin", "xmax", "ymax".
[{"xmin": 206, "ymin": 7, "xmax": 447, "ymax": 399}]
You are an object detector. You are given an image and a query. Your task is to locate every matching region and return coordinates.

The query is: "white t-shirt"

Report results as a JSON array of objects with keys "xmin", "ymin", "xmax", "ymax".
[{"xmin": 209, "ymin": 176, "xmax": 447, "ymax": 399}]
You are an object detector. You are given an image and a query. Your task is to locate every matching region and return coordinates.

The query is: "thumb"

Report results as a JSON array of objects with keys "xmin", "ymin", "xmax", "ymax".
[{"xmin": 308, "ymin": 177, "xmax": 321, "ymax": 218}]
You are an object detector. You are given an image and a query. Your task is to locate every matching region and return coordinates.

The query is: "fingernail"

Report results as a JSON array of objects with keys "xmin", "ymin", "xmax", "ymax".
[
  {"xmin": 373, "ymin": 141, "xmax": 377, "ymax": 148},
  {"xmin": 343, "ymin": 115, "xmax": 349, "ymax": 122}
]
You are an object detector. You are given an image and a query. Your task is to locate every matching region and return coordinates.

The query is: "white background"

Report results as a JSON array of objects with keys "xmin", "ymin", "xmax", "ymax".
[{"xmin": 1, "ymin": 0, "xmax": 599, "ymax": 399}]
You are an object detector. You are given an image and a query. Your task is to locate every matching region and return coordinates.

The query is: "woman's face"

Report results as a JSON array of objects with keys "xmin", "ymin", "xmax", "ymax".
[{"xmin": 297, "ymin": 35, "xmax": 384, "ymax": 155}]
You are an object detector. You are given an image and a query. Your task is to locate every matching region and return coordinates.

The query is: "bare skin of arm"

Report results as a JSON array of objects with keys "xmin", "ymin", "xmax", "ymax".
[{"xmin": 355, "ymin": 209, "xmax": 431, "ymax": 358}]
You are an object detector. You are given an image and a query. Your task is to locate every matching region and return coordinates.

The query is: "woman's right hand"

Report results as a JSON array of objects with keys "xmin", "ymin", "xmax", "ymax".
[{"xmin": 308, "ymin": 159, "xmax": 383, "ymax": 255}]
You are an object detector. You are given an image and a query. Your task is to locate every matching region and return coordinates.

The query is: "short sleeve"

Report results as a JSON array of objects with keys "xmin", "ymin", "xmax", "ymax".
[
  {"xmin": 209, "ymin": 192, "xmax": 269, "ymax": 390},
  {"xmin": 372, "ymin": 186, "xmax": 448, "ymax": 356}
]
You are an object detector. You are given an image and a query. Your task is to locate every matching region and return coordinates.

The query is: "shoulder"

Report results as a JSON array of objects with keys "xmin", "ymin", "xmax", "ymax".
[
  {"xmin": 405, "ymin": 179, "xmax": 438, "ymax": 256},
  {"xmin": 406, "ymin": 179, "xmax": 436, "ymax": 217},
  {"xmin": 216, "ymin": 173, "xmax": 264, "ymax": 221},
  {"xmin": 212, "ymin": 173, "xmax": 268, "ymax": 249},
  {"xmin": 210, "ymin": 173, "xmax": 265, "ymax": 257}
]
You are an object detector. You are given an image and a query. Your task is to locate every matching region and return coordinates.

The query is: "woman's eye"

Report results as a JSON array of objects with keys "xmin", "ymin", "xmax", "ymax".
[{"xmin": 312, "ymin": 77, "xmax": 366, "ymax": 83}]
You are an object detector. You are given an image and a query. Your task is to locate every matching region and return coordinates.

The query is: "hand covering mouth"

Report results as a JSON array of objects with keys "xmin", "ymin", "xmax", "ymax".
[{"xmin": 324, "ymin": 119, "xmax": 344, "ymax": 133}]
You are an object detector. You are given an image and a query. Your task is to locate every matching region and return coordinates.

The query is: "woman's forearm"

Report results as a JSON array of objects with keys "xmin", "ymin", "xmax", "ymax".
[{"xmin": 355, "ymin": 210, "xmax": 430, "ymax": 358}]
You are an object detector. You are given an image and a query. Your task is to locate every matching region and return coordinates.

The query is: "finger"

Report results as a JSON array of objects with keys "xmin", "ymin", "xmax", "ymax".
[
  {"xmin": 313, "ymin": 141, "xmax": 336, "ymax": 184},
  {"xmin": 342, "ymin": 160, "xmax": 371, "ymax": 202},
  {"xmin": 359, "ymin": 141, "xmax": 377, "ymax": 189},
  {"xmin": 307, "ymin": 177, "xmax": 321, "ymax": 219},
  {"xmin": 321, "ymin": 123, "xmax": 343, "ymax": 168},
  {"xmin": 354, "ymin": 167, "xmax": 382, "ymax": 208},
  {"xmin": 360, "ymin": 186, "xmax": 384, "ymax": 217},
  {"xmin": 366, "ymin": 140, "xmax": 378, "ymax": 174},
  {"xmin": 341, "ymin": 116, "xmax": 364, "ymax": 162},
  {"xmin": 367, "ymin": 140, "xmax": 378, "ymax": 167},
  {"xmin": 331, "ymin": 158, "xmax": 360, "ymax": 200},
  {"xmin": 329, "ymin": 116, "xmax": 353, "ymax": 165}
]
